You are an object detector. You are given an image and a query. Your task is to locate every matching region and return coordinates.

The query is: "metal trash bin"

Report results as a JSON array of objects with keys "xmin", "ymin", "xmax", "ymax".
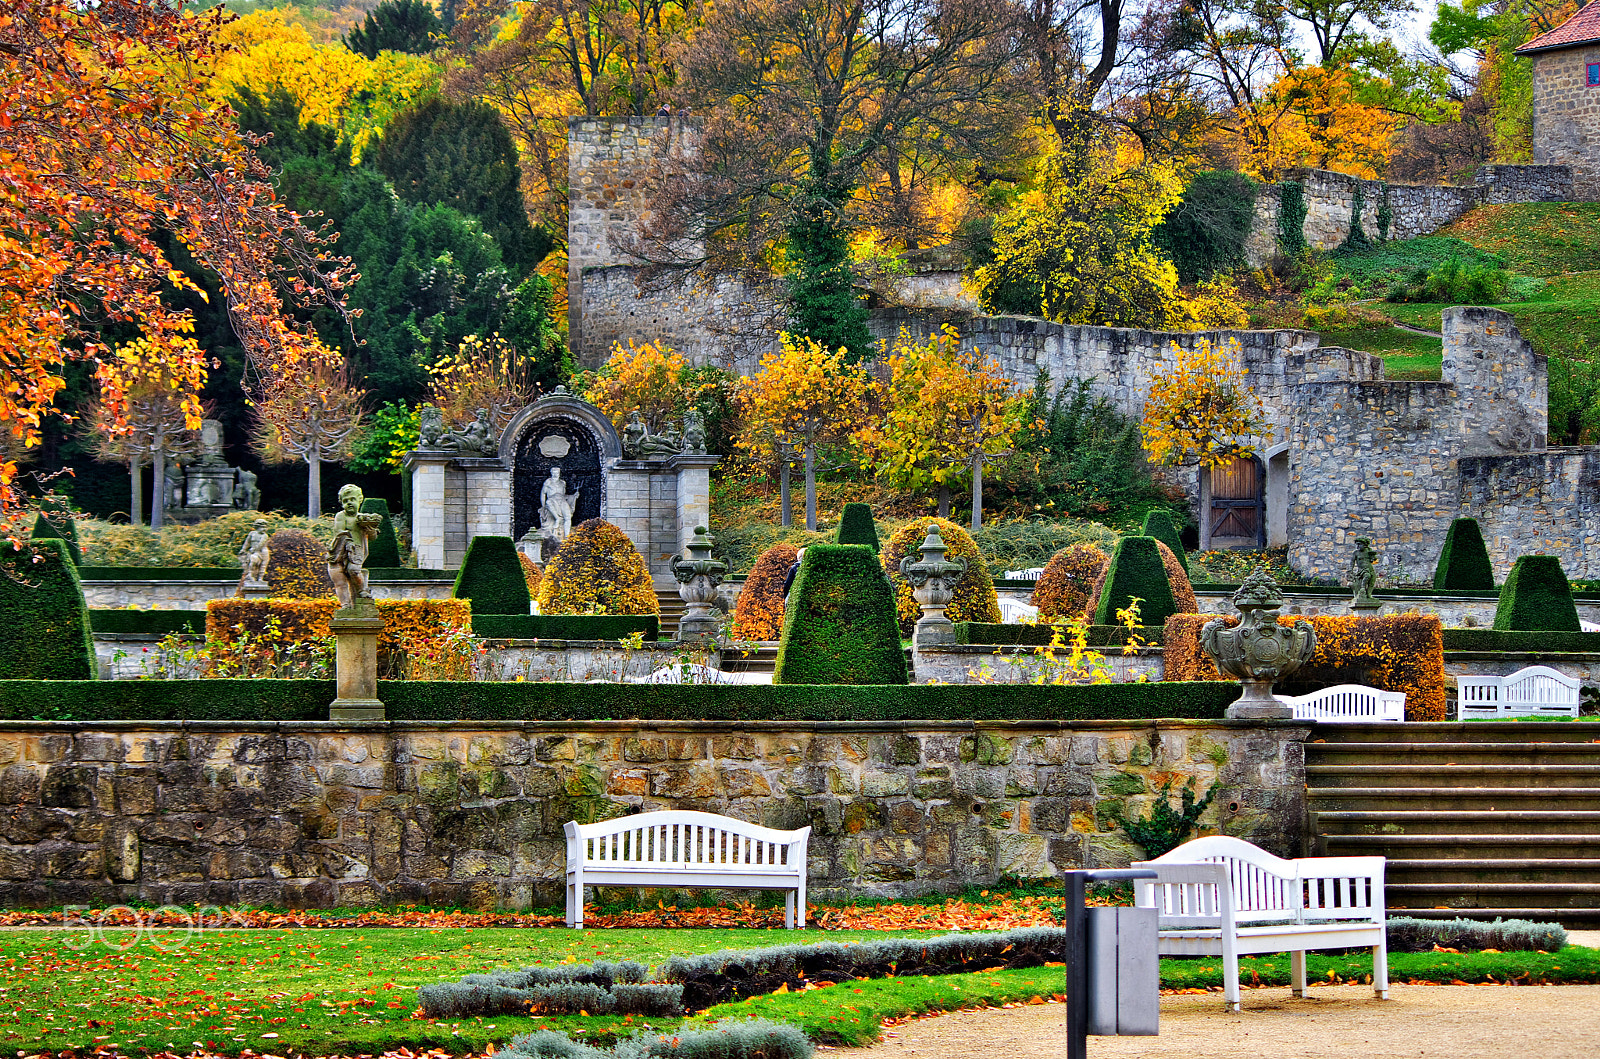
[{"xmin": 1065, "ymin": 869, "xmax": 1160, "ymax": 1059}]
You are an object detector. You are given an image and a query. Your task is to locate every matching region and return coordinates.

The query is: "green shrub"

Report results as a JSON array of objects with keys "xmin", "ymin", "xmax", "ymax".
[
  {"xmin": 0, "ymin": 679, "xmax": 1243, "ymax": 722},
  {"xmin": 453, "ymin": 536, "xmax": 531, "ymax": 615},
  {"xmin": 1386, "ymin": 255, "xmax": 1511, "ymax": 304},
  {"xmin": 471, "ymin": 614, "xmax": 660, "ymax": 641},
  {"xmin": 1277, "ymin": 180, "xmax": 1307, "ymax": 256},
  {"xmin": 89, "ymin": 610, "xmax": 206, "ymax": 635},
  {"xmin": 1441, "ymin": 629, "xmax": 1600, "ymax": 652},
  {"xmin": 775, "ymin": 544, "xmax": 907, "ymax": 685},
  {"xmin": 76, "ymin": 510, "xmax": 335, "ymax": 567},
  {"xmin": 970, "ymin": 518, "xmax": 1119, "ymax": 573},
  {"xmin": 1494, "ymin": 555, "xmax": 1580, "ymax": 632},
  {"xmin": 500, "ymin": 1018, "xmax": 813, "ymax": 1059},
  {"xmin": 0, "ymin": 540, "xmax": 96, "ymax": 679},
  {"xmin": 1152, "ymin": 169, "xmax": 1259, "ymax": 282},
  {"xmin": 1385, "ymin": 916, "xmax": 1567, "ymax": 954},
  {"xmin": 361, "ymin": 498, "xmax": 402, "ymax": 567},
  {"xmin": 77, "ymin": 566, "xmax": 249, "ymax": 580},
  {"xmin": 956, "ymin": 622, "xmax": 1164, "ymax": 646},
  {"xmin": 265, "ymin": 530, "xmax": 335, "ymax": 599},
  {"xmin": 30, "ymin": 500, "xmax": 82, "ymax": 566},
  {"xmin": 834, "ymin": 502, "xmax": 879, "ymax": 552},
  {"xmin": 1433, "ymin": 517, "xmax": 1495, "ymax": 590},
  {"xmin": 1091, "ymin": 536, "xmax": 1178, "ymax": 626}
]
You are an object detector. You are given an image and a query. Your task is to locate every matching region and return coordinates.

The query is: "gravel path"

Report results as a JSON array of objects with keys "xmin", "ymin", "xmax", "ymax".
[{"xmin": 831, "ymin": 982, "xmax": 1600, "ymax": 1059}]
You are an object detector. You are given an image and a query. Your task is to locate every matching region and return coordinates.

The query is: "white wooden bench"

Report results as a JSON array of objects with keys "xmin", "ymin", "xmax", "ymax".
[
  {"xmin": 1458, "ymin": 665, "xmax": 1581, "ymax": 719},
  {"xmin": 564, "ymin": 810, "xmax": 810, "ymax": 930},
  {"xmin": 1275, "ymin": 683, "xmax": 1406, "ymax": 722},
  {"xmin": 1133, "ymin": 836, "xmax": 1388, "ymax": 1011},
  {"xmin": 629, "ymin": 663, "xmax": 735, "ymax": 684}
]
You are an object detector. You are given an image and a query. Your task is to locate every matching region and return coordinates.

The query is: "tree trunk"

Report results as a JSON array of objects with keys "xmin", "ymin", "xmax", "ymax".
[
  {"xmin": 970, "ymin": 451, "xmax": 983, "ymax": 532},
  {"xmin": 307, "ymin": 451, "xmax": 323, "ymax": 517},
  {"xmin": 129, "ymin": 455, "xmax": 142, "ymax": 527},
  {"xmin": 804, "ymin": 443, "xmax": 817, "ymax": 532},
  {"xmin": 937, "ymin": 483, "xmax": 950, "ymax": 519},
  {"xmin": 151, "ymin": 438, "xmax": 166, "ymax": 533},
  {"xmin": 779, "ymin": 457, "xmax": 792, "ymax": 528}
]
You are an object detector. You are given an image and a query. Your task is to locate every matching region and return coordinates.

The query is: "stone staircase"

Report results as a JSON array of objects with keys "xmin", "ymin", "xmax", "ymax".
[
  {"xmin": 652, "ymin": 588, "xmax": 687, "ymax": 640},
  {"xmin": 1306, "ymin": 721, "xmax": 1600, "ymax": 926}
]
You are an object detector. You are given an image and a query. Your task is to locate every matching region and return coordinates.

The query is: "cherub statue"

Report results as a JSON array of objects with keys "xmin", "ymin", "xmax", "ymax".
[
  {"xmin": 239, "ymin": 518, "xmax": 271, "ymax": 584},
  {"xmin": 1350, "ymin": 536, "xmax": 1379, "ymax": 608},
  {"xmin": 417, "ymin": 404, "xmax": 446, "ymax": 449},
  {"xmin": 439, "ymin": 408, "xmax": 495, "ymax": 455},
  {"xmin": 327, "ymin": 484, "xmax": 384, "ymax": 609},
  {"xmin": 681, "ymin": 408, "xmax": 708, "ymax": 455},
  {"xmin": 234, "ymin": 468, "xmax": 261, "ymax": 511}
]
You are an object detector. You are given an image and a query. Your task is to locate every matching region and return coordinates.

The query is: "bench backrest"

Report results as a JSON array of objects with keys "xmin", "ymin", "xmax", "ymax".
[
  {"xmin": 1278, "ymin": 683, "xmax": 1406, "ymax": 722},
  {"xmin": 1502, "ymin": 665, "xmax": 1580, "ymax": 706},
  {"xmin": 633, "ymin": 663, "xmax": 733, "ymax": 685},
  {"xmin": 564, "ymin": 810, "xmax": 809, "ymax": 874},
  {"xmin": 1135, "ymin": 836, "xmax": 1384, "ymax": 927}
]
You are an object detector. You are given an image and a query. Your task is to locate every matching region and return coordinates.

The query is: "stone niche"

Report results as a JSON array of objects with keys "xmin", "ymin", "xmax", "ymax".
[{"xmin": 405, "ymin": 392, "xmax": 716, "ymax": 577}]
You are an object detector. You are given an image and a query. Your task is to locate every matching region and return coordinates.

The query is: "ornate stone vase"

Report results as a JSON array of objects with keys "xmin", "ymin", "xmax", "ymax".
[
  {"xmin": 1201, "ymin": 567, "xmax": 1316, "ymax": 719},
  {"xmin": 899, "ymin": 525, "xmax": 968, "ymax": 646},
  {"xmin": 672, "ymin": 526, "xmax": 727, "ymax": 642}
]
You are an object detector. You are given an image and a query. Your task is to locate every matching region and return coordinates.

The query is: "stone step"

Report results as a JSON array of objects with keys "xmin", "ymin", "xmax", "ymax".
[
  {"xmin": 1386, "ymin": 859, "xmax": 1600, "ymax": 886},
  {"xmin": 1306, "ymin": 765, "xmax": 1600, "ymax": 788},
  {"xmin": 1381, "ymin": 907, "xmax": 1600, "ymax": 924},
  {"xmin": 1322, "ymin": 834, "xmax": 1600, "ymax": 859},
  {"xmin": 1307, "ymin": 741, "xmax": 1600, "ymax": 766},
  {"xmin": 1312, "ymin": 809, "xmax": 1600, "ymax": 836},
  {"xmin": 1309, "ymin": 722, "xmax": 1600, "ymax": 744},
  {"xmin": 1308, "ymin": 787, "xmax": 1600, "ymax": 811},
  {"xmin": 1387, "ymin": 881, "xmax": 1600, "ymax": 910},
  {"xmin": 719, "ymin": 644, "xmax": 778, "ymax": 674}
]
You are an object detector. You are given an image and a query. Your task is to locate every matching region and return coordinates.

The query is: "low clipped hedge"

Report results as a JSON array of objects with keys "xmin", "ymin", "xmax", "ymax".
[
  {"xmin": 775, "ymin": 544, "xmax": 907, "ymax": 685},
  {"xmin": 1495, "ymin": 555, "xmax": 1581, "ymax": 632},
  {"xmin": 0, "ymin": 679, "xmax": 1242, "ymax": 722},
  {"xmin": 89, "ymin": 610, "xmax": 206, "ymax": 635},
  {"xmin": 77, "ymin": 566, "xmax": 453, "ymax": 580},
  {"xmin": 1434, "ymin": 517, "xmax": 1495, "ymax": 590},
  {"xmin": 454, "ymin": 536, "xmax": 532, "ymax": 615},
  {"xmin": 1386, "ymin": 916, "xmax": 1566, "ymax": 954},
  {"xmin": 418, "ymin": 961, "xmax": 681, "ymax": 1018},
  {"xmin": 1442, "ymin": 629, "xmax": 1600, "ymax": 653},
  {"xmin": 1, "ymin": 539, "xmax": 96, "ymax": 680},
  {"xmin": 956, "ymin": 622, "xmax": 1165, "ymax": 646},
  {"xmin": 471, "ymin": 615, "xmax": 661, "ymax": 641},
  {"xmin": 499, "ymin": 1019, "xmax": 810, "ymax": 1059}
]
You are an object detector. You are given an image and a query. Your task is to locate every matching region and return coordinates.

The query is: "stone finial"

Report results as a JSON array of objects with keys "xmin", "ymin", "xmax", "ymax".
[
  {"xmin": 672, "ymin": 526, "xmax": 728, "ymax": 642},
  {"xmin": 899, "ymin": 525, "xmax": 968, "ymax": 647},
  {"xmin": 1202, "ymin": 566, "xmax": 1315, "ymax": 719}
]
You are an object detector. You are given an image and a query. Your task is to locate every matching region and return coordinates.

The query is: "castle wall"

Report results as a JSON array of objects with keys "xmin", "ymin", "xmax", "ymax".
[{"xmin": 1530, "ymin": 47, "xmax": 1600, "ymax": 201}]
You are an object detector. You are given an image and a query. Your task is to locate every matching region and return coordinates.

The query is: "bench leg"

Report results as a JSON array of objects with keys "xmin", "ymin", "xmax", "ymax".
[
  {"xmin": 1372, "ymin": 943, "xmax": 1389, "ymax": 1000},
  {"xmin": 785, "ymin": 890, "xmax": 795, "ymax": 930},
  {"xmin": 1290, "ymin": 949, "xmax": 1307, "ymax": 998},
  {"xmin": 1222, "ymin": 939, "xmax": 1241, "ymax": 1012},
  {"xmin": 566, "ymin": 875, "xmax": 583, "ymax": 930}
]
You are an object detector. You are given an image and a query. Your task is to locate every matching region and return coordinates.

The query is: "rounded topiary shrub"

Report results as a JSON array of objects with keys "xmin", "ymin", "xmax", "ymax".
[
  {"xmin": 1434, "ymin": 516, "xmax": 1495, "ymax": 591},
  {"xmin": 518, "ymin": 553, "xmax": 544, "ymax": 599},
  {"xmin": 835, "ymin": 503, "xmax": 880, "ymax": 552},
  {"xmin": 1493, "ymin": 554, "xmax": 1580, "ymax": 632},
  {"xmin": 774, "ymin": 544, "xmax": 907, "ymax": 685},
  {"xmin": 732, "ymin": 542, "xmax": 799, "ymax": 641},
  {"xmin": 1031, "ymin": 543, "xmax": 1109, "ymax": 621},
  {"xmin": 0, "ymin": 538, "xmax": 95, "ymax": 679},
  {"xmin": 1087, "ymin": 535, "xmax": 1180, "ymax": 626},
  {"xmin": 453, "ymin": 536, "xmax": 532, "ymax": 615},
  {"xmin": 536, "ymin": 519, "xmax": 659, "ymax": 616},
  {"xmin": 30, "ymin": 499, "xmax": 82, "ymax": 566},
  {"xmin": 884, "ymin": 517, "xmax": 1000, "ymax": 636},
  {"xmin": 265, "ymin": 530, "xmax": 334, "ymax": 599},
  {"xmin": 360, "ymin": 498, "xmax": 402, "ymax": 568}
]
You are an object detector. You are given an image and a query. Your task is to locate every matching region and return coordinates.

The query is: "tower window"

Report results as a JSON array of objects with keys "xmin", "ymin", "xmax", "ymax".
[{"xmin": 1589, "ymin": 62, "xmax": 1600, "ymax": 86}]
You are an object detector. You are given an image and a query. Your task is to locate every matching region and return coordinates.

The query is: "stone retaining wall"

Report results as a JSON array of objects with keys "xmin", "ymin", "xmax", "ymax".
[
  {"xmin": 0, "ymin": 718, "xmax": 1309, "ymax": 909},
  {"xmin": 82, "ymin": 578, "xmax": 455, "ymax": 610}
]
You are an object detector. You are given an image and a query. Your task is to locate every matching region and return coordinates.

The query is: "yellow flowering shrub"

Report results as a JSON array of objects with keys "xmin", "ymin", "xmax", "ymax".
[
  {"xmin": 535, "ymin": 518, "xmax": 659, "ymax": 616},
  {"xmin": 883, "ymin": 518, "xmax": 1000, "ymax": 635}
]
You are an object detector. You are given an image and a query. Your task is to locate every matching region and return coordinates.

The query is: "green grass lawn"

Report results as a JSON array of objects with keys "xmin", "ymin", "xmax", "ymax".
[
  {"xmin": 3, "ymin": 926, "xmax": 1597, "ymax": 1054},
  {"xmin": 1317, "ymin": 325, "xmax": 1443, "ymax": 380}
]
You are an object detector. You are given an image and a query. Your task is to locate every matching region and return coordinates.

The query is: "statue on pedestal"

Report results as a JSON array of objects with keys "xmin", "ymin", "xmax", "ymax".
[
  {"xmin": 1350, "ymin": 536, "xmax": 1380, "ymax": 611},
  {"xmin": 239, "ymin": 518, "xmax": 272, "ymax": 585},
  {"xmin": 681, "ymin": 408, "xmax": 709, "ymax": 455},
  {"xmin": 623, "ymin": 409, "xmax": 682, "ymax": 459},
  {"xmin": 438, "ymin": 408, "xmax": 496, "ymax": 455},
  {"xmin": 417, "ymin": 404, "xmax": 446, "ymax": 449},
  {"xmin": 233, "ymin": 468, "xmax": 261, "ymax": 511},
  {"xmin": 327, "ymin": 484, "xmax": 383, "ymax": 609},
  {"xmin": 540, "ymin": 466, "xmax": 579, "ymax": 541}
]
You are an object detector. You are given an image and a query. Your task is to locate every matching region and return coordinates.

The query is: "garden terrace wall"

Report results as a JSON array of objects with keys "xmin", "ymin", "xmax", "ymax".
[
  {"xmin": 0, "ymin": 716, "xmax": 1308, "ymax": 909},
  {"xmin": 1194, "ymin": 587, "xmax": 1600, "ymax": 628},
  {"xmin": 81, "ymin": 571, "xmax": 456, "ymax": 609}
]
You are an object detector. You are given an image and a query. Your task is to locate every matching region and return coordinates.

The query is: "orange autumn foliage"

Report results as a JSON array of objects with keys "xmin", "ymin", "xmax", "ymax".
[{"xmin": 732, "ymin": 542, "xmax": 799, "ymax": 641}]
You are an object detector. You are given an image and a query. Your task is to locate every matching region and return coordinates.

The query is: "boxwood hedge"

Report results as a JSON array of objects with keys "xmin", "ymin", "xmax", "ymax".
[
  {"xmin": 453, "ymin": 536, "xmax": 532, "ymax": 615},
  {"xmin": 471, "ymin": 615, "xmax": 661, "ymax": 641},
  {"xmin": 1092, "ymin": 536, "xmax": 1178, "ymax": 626},
  {"xmin": 1, "ymin": 539, "xmax": 95, "ymax": 680},
  {"xmin": 0, "ymin": 679, "xmax": 1242, "ymax": 722},
  {"xmin": 360, "ymin": 498, "xmax": 402, "ymax": 567},
  {"xmin": 1442, "ymin": 629, "xmax": 1600, "ymax": 653},
  {"xmin": 1494, "ymin": 555, "xmax": 1580, "ymax": 632},
  {"xmin": 774, "ymin": 544, "xmax": 907, "ymax": 685},
  {"xmin": 834, "ymin": 502, "xmax": 880, "ymax": 552},
  {"xmin": 89, "ymin": 610, "xmax": 207, "ymax": 635},
  {"xmin": 1433, "ymin": 517, "xmax": 1495, "ymax": 591}
]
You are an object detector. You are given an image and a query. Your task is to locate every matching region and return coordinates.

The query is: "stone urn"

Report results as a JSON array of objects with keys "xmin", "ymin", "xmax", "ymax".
[
  {"xmin": 1201, "ymin": 567, "xmax": 1316, "ymax": 719},
  {"xmin": 671, "ymin": 525, "xmax": 727, "ymax": 642},
  {"xmin": 899, "ymin": 525, "xmax": 968, "ymax": 647}
]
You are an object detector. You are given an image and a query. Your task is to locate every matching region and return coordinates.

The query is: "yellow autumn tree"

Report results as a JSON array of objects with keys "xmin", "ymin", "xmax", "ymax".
[
  {"xmin": 736, "ymin": 334, "xmax": 872, "ymax": 530},
  {"xmin": 427, "ymin": 333, "xmax": 541, "ymax": 436},
  {"xmin": 1141, "ymin": 338, "xmax": 1268, "ymax": 468},
  {"xmin": 581, "ymin": 340, "xmax": 688, "ymax": 434},
  {"xmin": 861, "ymin": 327, "xmax": 1030, "ymax": 530},
  {"xmin": 1261, "ymin": 64, "xmax": 1404, "ymax": 180}
]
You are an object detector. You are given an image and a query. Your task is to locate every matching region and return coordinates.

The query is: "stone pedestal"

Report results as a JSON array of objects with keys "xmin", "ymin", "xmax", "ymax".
[
  {"xmin": 1225, "ymin": 681, "xmax": 1294, "ymax": 720},
  {"xmin": 238, "ymin": 580, "xmax": 271, "ymax": 599},
  {"xmin": 1351, "ymin": 602, "xmax": 1383, "ymax": 617},
  {"xmin": 330, "ymin": 601, "xmax": 384, "ymax": 721},
  {"xmin": 405, "ymin": 453, "xmax": 452, "ymax": 570},
  {"xmin": 672, "ymin": 526, "xmax": 727, "ymax": 643},
  {"xmin": 668, "ymin": 454, "xmax": 720, "ymax": 561}
]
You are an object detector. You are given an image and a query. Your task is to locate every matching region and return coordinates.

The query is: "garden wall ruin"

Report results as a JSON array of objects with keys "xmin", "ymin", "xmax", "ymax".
[{"xmin": 0, "ymin": 718, "xmax": 1307, "ymax": 910}]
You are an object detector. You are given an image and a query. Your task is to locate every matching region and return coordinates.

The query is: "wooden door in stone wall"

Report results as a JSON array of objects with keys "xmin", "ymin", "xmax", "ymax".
[{"xmin": 1208, "ymin": 455, "xmax": 1264, "ymax": 549}]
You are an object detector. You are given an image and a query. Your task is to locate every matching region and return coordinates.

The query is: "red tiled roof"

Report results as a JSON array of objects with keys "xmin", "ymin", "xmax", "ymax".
[{"xmin": 1517, "ymin": 0, "xmax": 1600, "ymax": 54}]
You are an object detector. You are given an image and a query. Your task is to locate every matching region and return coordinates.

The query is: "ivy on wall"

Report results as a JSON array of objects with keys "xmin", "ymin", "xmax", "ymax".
[{"xmin": 1276, "ymin": 181, "xmax": 1308, "ymax": 256}]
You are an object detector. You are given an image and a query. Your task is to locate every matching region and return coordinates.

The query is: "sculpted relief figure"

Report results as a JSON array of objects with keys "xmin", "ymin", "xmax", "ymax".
[
  {"xmin": 622, "ymin": 409, "xmax": 682, "ymax": 459},
  {"xmin": 681, "ymin": 408, "xmax": 709, "ymax": 455},
  {"xmin": 540, "ymin": 466, "xmax": 579, "ymax": 541},
  {"xmin": 438, "ymin": 408, "xmax": 495, "ymax": 455},
  {"xmin": 239, "ymin": 518, "xmax": 272, "ymax": 583},
  {"xmin": 327, "ymin": 484, "xmax": 383, "ymax": 608},
  {"xmin": 417, "ymin": 404, "xmax": 446, "ymax": 449}
]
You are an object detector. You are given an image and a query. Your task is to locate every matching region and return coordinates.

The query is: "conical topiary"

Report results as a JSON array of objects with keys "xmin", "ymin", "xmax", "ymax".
[
  {"xmin": 835, "ymin": 503, "xmax": 880, "ymax": 552},
  {"xmin": 30, "ymin": 499, "xmax": 82, "ymax": 566},
  {"xmin": 1493, "ymin": 554, "xmax": 1580, "ymax": 632},
  {"xmin": 360, "ymin": 498, "xmax": 402, "ymax": 567},
  {"xmin": 0, "ymin": 538, "xmax": 95, "ymax": 678},
  {"xmin": 535, "ymin": 519, "xmax": 658, "ymax": 616},
  {"xmin": 264, "ymin": 530, "xmax": 335, "ymax": 599},
  {"xmin": 775, "ymin": 544, "xmax": 907, "ymax": 685},
  {"xmin": 1140, "ymin": 509, "xmax": 1187, "ymax": 572},
  {"xmin": 1434, "ymin": 517, "xmax": 1495, "ymax": 590},
  {"xmin": 1090, "ymin": 536, "xmax": 1178, "ymax": 627},
  {"xmin": 453, "ymin": 535, "xmax": 532, "ymax": 615},
  {"xmin": 1087, "ymin": 539, "xmax": 1195, "ymax": 620}
]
